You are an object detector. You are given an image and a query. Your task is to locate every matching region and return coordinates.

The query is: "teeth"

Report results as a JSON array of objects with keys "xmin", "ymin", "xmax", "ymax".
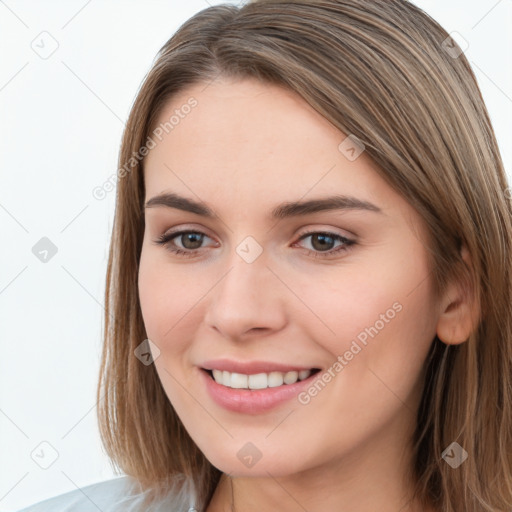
[
  {"xmin": 299, "ymin": 369, "xmax": 311, "ymax": 380},
  {"xmin": 230, "ymin": 372, "xmax": 248, "ymax": 388},
  {"xmin": 210, "ymin": 369, "xmax": 313, "ymax": 389},
  {"xmin": 268, "ymin": 371, "xmax": 284, "ymax": 387}
]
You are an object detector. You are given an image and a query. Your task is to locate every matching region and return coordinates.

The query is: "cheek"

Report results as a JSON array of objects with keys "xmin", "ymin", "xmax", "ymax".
[
  {"xmin": 138, "ymin": 248, "xmax": 213, "ymax": 354},
  {"xmin": 299, "ymin": 245, "xmax": 436, "ymax": 383},
  {"xmin": 138, "ymin": 248, "xmax": 183, "ymax": 346},
  {"xmin": 137, "ymin": 252, "xmax": 202, "ymax": 409}
]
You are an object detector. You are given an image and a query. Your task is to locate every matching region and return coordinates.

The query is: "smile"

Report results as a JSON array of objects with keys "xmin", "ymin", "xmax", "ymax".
[
  {"xmin": 207, "ymin": 368, "xmax": 319, "ymax": 389},
  {"xmin": 199, "ymin": 366, "xmax": 322, "ymax": 414}
]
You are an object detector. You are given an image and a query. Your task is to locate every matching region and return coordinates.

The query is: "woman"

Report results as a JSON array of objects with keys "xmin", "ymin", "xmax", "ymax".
[{"xmin": 17, "ymin": 0, "xmax": 512, "ymax": 511}]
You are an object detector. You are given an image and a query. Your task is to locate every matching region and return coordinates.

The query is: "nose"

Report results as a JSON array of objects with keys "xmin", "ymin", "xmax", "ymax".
[{"xmin": 203, "ymin": 248, "xmax": 287, "ymax": 340}]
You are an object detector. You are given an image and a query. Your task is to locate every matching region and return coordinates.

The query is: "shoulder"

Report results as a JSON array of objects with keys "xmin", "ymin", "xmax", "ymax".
[
  {"xmin": 15, "ymin": 476, "xmax": 135, "ymax": 512},
  {"xmin": 14, "ymin": 474, "xmax": 199, "ymax": 512}
]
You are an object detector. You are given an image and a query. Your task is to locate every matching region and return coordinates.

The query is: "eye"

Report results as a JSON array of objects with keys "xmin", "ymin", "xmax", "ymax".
[
  {"xmin": 153, "ymin": 229, "xmax": 356, "ymax": 259},
  {"xmin": 293, "ymin": 230, "xmax": 355, "ymax": 258},
  {"xmin": 153, "ymin": 230, "xmax": 217, "ymax": 258}
]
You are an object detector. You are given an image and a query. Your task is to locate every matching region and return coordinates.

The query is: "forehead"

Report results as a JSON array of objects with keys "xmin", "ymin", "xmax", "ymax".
[
  {"xmin": 148, "ymin": 77, "xmax": 343, "ymax": 167},
  {"xmin": 142, "ymin": 77, "xmax": 409, "ymax": 226}
]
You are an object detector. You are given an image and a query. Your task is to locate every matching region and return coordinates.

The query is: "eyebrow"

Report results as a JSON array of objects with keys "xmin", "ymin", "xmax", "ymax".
[{"xmin": 144, "ymin": 192, "xmax": 383, "ymax": 219}]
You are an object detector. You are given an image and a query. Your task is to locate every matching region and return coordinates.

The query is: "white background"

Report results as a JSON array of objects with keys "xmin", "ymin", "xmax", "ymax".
[{"xmin": 1, "ymin": 1, "xmax": 511, "ymax": 510}]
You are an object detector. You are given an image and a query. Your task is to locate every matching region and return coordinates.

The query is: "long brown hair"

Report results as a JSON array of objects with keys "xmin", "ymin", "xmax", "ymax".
[{"xmin": 96, "ymin": 1, "xmax": 512, "ymax": 510}]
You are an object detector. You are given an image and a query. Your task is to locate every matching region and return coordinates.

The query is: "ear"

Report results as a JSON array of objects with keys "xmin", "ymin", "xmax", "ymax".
[{"xmin": 436, "ymin": 245, "xmax": 480, "ymax": 345}]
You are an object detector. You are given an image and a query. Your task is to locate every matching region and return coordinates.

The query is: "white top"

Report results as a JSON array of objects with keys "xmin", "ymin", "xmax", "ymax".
[{"xmin": 14, "ymin": 474, "xmax": 200, "ymax": 512}]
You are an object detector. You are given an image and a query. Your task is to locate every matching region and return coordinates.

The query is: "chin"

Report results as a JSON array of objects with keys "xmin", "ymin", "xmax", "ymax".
[{"xmin": 199, "ymin": 442, "xmax": 311, "ymax": 478}]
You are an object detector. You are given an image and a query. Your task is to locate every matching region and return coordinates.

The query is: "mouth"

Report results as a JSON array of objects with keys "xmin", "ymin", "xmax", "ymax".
[
  {"xmin": 201, "ymin": 367, "xmax": 322, "ymax": 390},
  {"xmin": 199, "ymin": 365, "xmax": 323, "ymax": 414}
]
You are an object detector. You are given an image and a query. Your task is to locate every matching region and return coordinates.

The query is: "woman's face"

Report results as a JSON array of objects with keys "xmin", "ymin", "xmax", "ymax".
[{"xmin": 138, "ymin": 76, "xmax": 440, "ymax": 479}]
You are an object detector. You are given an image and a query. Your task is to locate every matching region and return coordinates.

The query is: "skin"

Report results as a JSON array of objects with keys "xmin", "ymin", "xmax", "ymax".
[{"xmin": 138, "ymin": 76, "xmax": 475, "ymax": 512}]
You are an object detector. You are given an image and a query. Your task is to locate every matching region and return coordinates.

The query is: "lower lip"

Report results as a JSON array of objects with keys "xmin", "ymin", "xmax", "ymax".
[{"xmin": 199, "ymin": 368, "xmax": 319, "ymax": 414}]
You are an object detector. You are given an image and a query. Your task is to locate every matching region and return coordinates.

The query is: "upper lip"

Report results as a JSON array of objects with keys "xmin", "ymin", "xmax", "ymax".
[{"xmin": 201, "ymin": 358, "xmax": 319, "ymax": 375}]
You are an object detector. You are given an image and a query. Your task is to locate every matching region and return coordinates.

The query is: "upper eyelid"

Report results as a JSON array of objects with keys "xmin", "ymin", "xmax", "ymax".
[
  {"xmin": 158, "ymin": 222, "xmax": 355, "ymax": 237},
  {"xmin": 146, "ymin": 208, "xmax": 362, "ymax": 236},
  {"xmin": 160, "ymin": 225, "xmax": 217, "ymax": 242}
]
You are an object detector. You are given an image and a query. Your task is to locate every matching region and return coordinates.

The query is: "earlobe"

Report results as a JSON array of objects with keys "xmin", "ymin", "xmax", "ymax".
[{"xmin": 436, "ymin": 245, "xmax": 480, "ymax": 345}]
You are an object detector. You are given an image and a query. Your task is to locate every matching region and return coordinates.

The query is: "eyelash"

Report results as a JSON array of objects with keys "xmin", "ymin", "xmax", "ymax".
[{"xmin": 153, "ymin": 229, "xmax": 356, "ymax": 259}]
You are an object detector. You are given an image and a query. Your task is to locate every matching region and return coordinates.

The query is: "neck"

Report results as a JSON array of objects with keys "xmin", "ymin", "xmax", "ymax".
[{"xmin": 205, "ymin": 437, "xmax": 436, "ymax": 512}]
